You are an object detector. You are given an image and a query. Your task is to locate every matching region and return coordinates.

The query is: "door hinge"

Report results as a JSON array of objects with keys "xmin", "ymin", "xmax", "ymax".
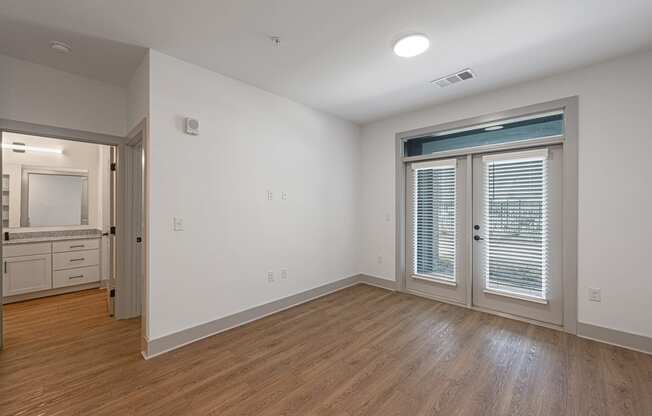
[
  {"xmin": 110, "ymin": 289, "xmax": 115, "ymax": 298},
  {"xmin": 110, "ymin": 226, "xmax": 116, "ymax": 235},
  {"xmin": 110, "ymin": 162, "xmax": 117, "ymax": 171}
]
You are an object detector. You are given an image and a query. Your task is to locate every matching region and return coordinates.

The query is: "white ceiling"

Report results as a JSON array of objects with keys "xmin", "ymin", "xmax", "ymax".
[
  {"xmin": 0, "ymin": 16, "xmax": 145, "ymax": 86},
  {"xmin": 1, "ymin": 0, "xmax": 651, "ymax": 124}
]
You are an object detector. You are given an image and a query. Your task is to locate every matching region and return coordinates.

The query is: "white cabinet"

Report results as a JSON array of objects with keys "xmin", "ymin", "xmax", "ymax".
[
  {"xmin": 3, "ymin": 253, "xmax": 53, "ymax": 296},
  {"xmin": 52, "ymin": 239, "xmax": 100, "ymax": 289},
  {"xmin": 2, "ymin": 237, "xmax": 101, "ymax": 301}
]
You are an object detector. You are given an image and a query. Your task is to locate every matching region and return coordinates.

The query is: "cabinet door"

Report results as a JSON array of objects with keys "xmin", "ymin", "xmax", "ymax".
[{"xmin": 3, "ymin": 254, "xmax": 52, "ymax": 296}]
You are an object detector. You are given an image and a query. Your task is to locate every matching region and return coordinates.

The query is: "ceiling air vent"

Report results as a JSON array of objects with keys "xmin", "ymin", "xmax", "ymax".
[{"xmin": 431, "ymin": 69, "xmax": 475, "ymax": 87}]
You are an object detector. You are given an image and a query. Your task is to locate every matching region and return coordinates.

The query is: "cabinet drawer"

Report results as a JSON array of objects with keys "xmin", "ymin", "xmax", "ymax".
[
  {"xmin": 3, "ymin": 242, "xmax": 51, "ymax": 257},
  {"xmin": 53, "ymin": 249, "xmax": 99, "ymax": 270},
  {"xmin": 52, "ymin": 238, "xmax": 100, "ymax": 253},
  {"xmin": 53, "ymin": 266, "xmax": 100, "ymax": 288}
]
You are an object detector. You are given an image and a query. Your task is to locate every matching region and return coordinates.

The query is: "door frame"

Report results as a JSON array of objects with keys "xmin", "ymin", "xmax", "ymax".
[
  {"xmin": 121, "ymin": 120, "xmax": 147, "ymax": 331},
  {"xmin": 0, "ymin": 117, "xmax": 149, "ymax": 350},
  {"xmin": 394, "ymin": 96, "xmax": 578, "ymax": 334}
]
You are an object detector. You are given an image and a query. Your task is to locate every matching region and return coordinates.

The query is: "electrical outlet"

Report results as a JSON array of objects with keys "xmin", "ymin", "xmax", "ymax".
[
  {"xmin": 266, "ymin": 190, "xmax": 273, "ymax": 201},
  {"xmin": 267, "ymin": 271, "xmax": 275, "ymax": 283},
  {"xmin": 281, "ymin": 269, "xmax": 288, "ymax": 279},
  {"xmin": 588, "ymin": 287, "xmax": 601, "ymax": 302},
  {"xmin": 281, "ymin": 192, "xmax": 288, "ymax": 200}
]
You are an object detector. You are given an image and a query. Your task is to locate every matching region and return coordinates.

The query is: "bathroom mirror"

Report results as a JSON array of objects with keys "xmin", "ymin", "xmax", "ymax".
[{"xmin": 21, "ymin": 168, "xmax": 88, "ymax": 227}]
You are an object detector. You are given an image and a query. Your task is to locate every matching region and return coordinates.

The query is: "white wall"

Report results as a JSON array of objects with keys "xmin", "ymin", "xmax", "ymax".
[
  {"xmin": 0, "ymin": 54, "xmax": 126, "ymax": 136},
  {"xmin": 126, "ymin": 52, "xmax": 149, "ymax": 134},
  {"xmin": 359, "ymin": 50, "xmax": 652, "ymax": 338},
  {"xmin": 2, "ymin": 132, "xmax": 107, "ymax": 229},
  {"xmin": 146, "ymin": 50, "xmax": 360, "ymax": 340}
]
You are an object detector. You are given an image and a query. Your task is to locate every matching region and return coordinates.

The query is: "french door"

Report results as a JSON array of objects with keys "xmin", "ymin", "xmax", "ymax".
[
  {"xmin": 405, "ymin": 156, "xmax": 468, "ymax": 304},
  {"xmin": 406, "ymin": 145, "xmax": 563, "ymax": 325}
]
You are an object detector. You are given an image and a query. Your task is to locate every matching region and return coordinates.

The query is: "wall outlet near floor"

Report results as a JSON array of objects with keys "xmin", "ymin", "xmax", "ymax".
[
  {"xmin": 588, "ymin": 287, "xmax": 602, "ymax": 302},
  {"xmin": 377, "ymin": 255, "xmax": 383, "ymax": 264},
  {"xmin": 281, "ymin": 269, "xmax": 288, "ymax": 279},
  {"xmin": 267, "ymin": 271, "xmax": 275, "ymax": 283},
  {"xmin": 266, "ymin": 190, "xmax": 273, "ymax": 201}
]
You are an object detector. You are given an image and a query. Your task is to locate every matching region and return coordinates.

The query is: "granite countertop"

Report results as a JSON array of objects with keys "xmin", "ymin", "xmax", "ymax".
[
  {"xmin": 4, "ymin": 234, "xmax": 102, "ymax": 245},
  {"xmin": 3, "ymin": 229, "xmax": 103, "ymax": 245}
]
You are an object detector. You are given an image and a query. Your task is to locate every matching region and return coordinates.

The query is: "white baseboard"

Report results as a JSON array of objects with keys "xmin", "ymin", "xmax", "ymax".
[
  {"xmin": 142, "ymin": 274, "xmax": 650, "ymax": 359},
  {"xmin": 144, "ymin": 274, "xmax": 371, "ymax": 359},
  {"xmin": 577, "ymin": 323, "xmax": 652, "ymax": 355}
]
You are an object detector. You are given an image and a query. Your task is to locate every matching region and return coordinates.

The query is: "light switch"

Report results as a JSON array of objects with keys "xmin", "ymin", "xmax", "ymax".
[
  {"xmin": 173, "ymin": 217, "xmax": 184, "ymax": 231},
  {"xmin": 588, "ymin": 287, "xmax": 601, "ymax": 302}
]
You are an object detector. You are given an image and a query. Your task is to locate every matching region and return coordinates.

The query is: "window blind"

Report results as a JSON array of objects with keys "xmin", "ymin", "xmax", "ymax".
[
  {"xmin": 412, "ymin": 160, "xmax": 456, "ymax": 281},
  {"xmin": 482, "ymin": 149, "xmax": 549, "ymax": 299}
]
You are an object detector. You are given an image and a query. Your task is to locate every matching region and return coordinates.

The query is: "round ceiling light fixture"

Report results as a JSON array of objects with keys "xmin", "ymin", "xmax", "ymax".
[
  {"xmin": 49, "ymin": 40, "xmax": 72, "ymax": 54},
  {"xmin": 393, "ymin": 33, "xmax": 430, "ymax": 58}
]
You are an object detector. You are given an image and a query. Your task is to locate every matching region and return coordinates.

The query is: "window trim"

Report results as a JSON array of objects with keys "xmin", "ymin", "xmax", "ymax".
[
  {"xmin": 412, "ymin": 274, "xmax": 458, "ymax": 287},
  {"xmin": 403, "ymin": 134, "xmax": 563, "ymax": 163},
  {"xmin": 483, "ymin": 288, "xmax": 549, "ymax": 305},
  {"xmin": 411, "ymin": 158, "xmax": 457, "ymax": 171},
  {"xmin": 411, "ymin": 162, "xmax": 457, "ymax": 281}
]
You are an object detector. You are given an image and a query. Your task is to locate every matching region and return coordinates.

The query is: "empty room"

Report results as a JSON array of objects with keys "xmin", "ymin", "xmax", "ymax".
[{"xmin": 0, "ymin": 1, "xmax": 651, "ymax": 415}]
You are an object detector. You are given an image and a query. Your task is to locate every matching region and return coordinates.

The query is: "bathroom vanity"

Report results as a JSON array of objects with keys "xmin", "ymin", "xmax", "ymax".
[
  {"xmin": 1, "ymin": 153, "xmax": 110, "ymax": 304},
  {"xmin": 2, "ymin": 232, "xmax": 103, "ymax": 303}
]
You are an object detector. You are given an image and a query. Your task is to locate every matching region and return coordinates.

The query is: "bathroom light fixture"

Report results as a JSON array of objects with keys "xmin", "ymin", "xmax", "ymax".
[
  {"xmin": 484, "ymin": 125, "xmax": 504, "ymax": 131},
  {"xmin": 2, "ymin": 143, "xmax": 63, "ymax": 154},
  {"xmin": 49, "ymin": 40, "xmax": 72, "ymax": 54},
  {"xmin": 393, "ymin": 34, "xmax": 430, "ymax": 58}
]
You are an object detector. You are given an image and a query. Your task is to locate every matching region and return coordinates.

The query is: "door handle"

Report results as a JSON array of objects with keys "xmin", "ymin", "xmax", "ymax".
[{"xmin": 474, "ymin": 235, "xmax": 484, "ymax": 241}]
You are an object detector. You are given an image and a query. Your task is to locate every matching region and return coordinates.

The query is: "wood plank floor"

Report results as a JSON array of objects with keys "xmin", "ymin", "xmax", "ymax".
[{"xmin": 1, "ymin": 285, "xmax": 651, "ymax": 416}]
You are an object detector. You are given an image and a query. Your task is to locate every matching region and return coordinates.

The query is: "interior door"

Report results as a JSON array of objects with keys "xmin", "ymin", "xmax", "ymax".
[
  {"xmin": 107, "ymin": 145, "xmax": 117, "ymax": 316},
  {"xmin": 405, "ymin": 156, "xmax": 468, "ymax": 304},
  {"xmin": 132, "ymin": 141, "xmax": 143, "ymax": 316},
  {"xmin": 472, "ymin": 146, "xmax": 563, "ymax": 325}
]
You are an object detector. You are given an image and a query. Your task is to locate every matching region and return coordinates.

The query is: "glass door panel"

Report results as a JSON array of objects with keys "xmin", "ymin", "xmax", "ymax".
[{"xmin": 472, "ymin": 146, "xmax": 563, "ymax": 325}]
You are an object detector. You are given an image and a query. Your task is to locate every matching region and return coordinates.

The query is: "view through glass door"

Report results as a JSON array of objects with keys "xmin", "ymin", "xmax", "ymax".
[
  {"xmin": 405, "ymin": 156, "xmax": 467, "ymax": 304},
  {"xmin": 472, "ymin": 146, "xmax": 563, "ymax": 325},
  {"xmin": 406, "ymin": 145, "xmax": 563, "ymax": 325}
]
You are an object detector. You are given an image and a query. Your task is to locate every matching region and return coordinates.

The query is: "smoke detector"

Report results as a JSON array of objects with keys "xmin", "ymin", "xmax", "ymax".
[
  {"xmin": 431, "ymin": 69, "xmax": 475, "ymax": 87},
  {"xmin": 49, "ymin": 40, "xmax": 72, "ymax": 54}
]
